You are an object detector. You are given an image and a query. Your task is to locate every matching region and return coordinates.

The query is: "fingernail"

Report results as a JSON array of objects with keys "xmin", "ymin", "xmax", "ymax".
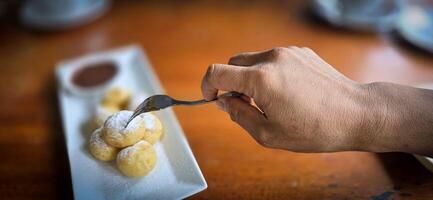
[{"xmin": 216, "ymin": 100, "xmax": 225, "ymax": 111}]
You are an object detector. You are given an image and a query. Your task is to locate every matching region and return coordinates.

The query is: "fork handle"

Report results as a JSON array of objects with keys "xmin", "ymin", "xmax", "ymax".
[
  {"xmin": 172, "ymin": 99, "xmax": 210, "ymax": 106},
  {"xmin": 172, "ymin": 91, "xmax": 242, "ymax": 106}
]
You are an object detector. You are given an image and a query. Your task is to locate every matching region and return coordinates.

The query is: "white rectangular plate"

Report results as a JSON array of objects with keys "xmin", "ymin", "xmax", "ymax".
[{"xmin": 56, "ymin": 45, "xmax": 207, "ymax": 200}]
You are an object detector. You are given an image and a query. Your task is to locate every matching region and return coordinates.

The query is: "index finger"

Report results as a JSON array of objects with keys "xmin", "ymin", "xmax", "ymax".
[
  {"xmin": 228, "ymin": 50, "xmax": 268, "ymax": 66},
  {"xmin": 201, "ymin": 64, "xmax": 255, "ymax": 101},
  {"xmin": 228, "ymin": 47, "xmax": 287, "ymax": 66}
]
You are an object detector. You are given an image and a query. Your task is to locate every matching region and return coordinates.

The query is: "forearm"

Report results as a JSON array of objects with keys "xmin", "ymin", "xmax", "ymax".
[{"xmin": 359, "ymin": 82, "xmax": 433, "ymax": 156}]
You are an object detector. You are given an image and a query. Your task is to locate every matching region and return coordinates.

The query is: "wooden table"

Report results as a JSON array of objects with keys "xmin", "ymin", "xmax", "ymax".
[{"xmin": 1, "ymin": 1, "xmax": 433, "ymax": 199}]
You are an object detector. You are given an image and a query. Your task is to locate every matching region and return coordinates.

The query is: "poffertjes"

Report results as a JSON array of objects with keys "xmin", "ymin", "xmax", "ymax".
[
  {"xmin": 102, "ymin": 110, "xmax": 145, "ymax": 148},
  {"xmin": 116, "ymin": 140, "xmax": 157, "ymax": 177},
  {"xmin": 89, "ymin": 128, "xmax": 119, "ymax": 161}
]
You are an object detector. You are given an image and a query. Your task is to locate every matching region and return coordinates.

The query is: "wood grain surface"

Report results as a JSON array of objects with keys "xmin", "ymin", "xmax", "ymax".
[{"xmin": 0, "ymin": 1, "xmax": 433, "ymax": 199}]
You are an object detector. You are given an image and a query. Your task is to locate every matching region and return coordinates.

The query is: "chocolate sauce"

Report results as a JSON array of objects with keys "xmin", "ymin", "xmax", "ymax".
[{"xmin": 72, "ymin": 61, "xmax": 117, "ymax": 88}]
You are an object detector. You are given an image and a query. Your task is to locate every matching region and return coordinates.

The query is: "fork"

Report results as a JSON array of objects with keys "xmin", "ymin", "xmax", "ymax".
[{"xmin": 125, "ymin": 91, "xmax": 242, "ymax": 127}]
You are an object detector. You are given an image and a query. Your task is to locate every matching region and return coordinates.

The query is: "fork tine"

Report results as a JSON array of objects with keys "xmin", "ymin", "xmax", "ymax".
[
  {"xmin": 125, "ymin": 108, "xmax": 143, "ymax": 127},
  {"xmin": 125, "ymin": 99, "xmax": 149, "ymax": 127}
]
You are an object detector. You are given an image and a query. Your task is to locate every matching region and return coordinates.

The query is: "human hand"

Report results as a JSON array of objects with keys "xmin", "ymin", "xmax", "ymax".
[{"xmin": 201, "ymin": 47, "xmax": 374, "ymax": 152}]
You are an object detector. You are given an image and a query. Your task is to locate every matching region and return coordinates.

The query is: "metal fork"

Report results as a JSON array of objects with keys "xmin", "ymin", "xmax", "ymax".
[{"xmin": 125, "ymin": 91, "xmax": 242, "ymax": 127}]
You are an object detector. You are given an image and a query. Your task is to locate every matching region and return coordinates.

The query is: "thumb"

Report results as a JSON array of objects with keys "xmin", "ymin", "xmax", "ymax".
[{"xmin": 217, "ymin": 96, "xmax": 267, "ymax": 140}]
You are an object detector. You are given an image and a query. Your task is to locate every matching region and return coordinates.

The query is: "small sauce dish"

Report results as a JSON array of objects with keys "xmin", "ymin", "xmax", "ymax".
[{"xmin": 60, "ymin": 59, "xmax": 120, "ymax": 97}]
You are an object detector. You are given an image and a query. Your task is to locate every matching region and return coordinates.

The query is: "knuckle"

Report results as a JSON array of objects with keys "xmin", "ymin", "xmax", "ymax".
[
  {"xmin": 288, "ymin": 46, "xmax": 307, "ymax": 54},
  {"xmin": 301, "ymin": 47, "xmax": 314, "ymax": 54},
  {"xmin": 272, "ymin": 47, "xmax": 287, "ymax": 52},
  {"xmin": 287, "ymin": 46, "xmax": 301, "ymax": 51},
  {"xmin": 269, "ymin": 47, "xmax": 288, "ymax": 59}
]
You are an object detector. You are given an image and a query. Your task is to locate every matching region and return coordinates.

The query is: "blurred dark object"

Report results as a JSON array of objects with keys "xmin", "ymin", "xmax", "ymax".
[
  {"xmin": 20, "ymin": 0, "xmax": 111, "ymax": 31},
  {"xmin": 312, "ymin": 0, "xmax": 402, "ymax": 32},
  {"xmin": 311, "ymin": 0, "xmax": 433, "ymax": 54},
  {"xmin": 0, "ymin": 2, "xmax": 5, "ymax": 18},
  {"xmin": 0, "ymin": 1, "xmax": 23, "ymax": 20}
]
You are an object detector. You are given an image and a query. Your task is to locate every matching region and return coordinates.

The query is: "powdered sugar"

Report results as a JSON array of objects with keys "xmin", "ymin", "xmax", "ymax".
[
  {"xmin": 90, "ymin": 128, "xmax": 112, "ymax": 151},
  {"xmin": 117, "ymin": 140, "xmax": 149, "ymax": 164},
  {"xmin": 105, "ymin": 110, "xmax": 141, "ymax": 134},
  {"xmin": 140, "ymin": 113, "xmax": 157, "ymax": 131}
]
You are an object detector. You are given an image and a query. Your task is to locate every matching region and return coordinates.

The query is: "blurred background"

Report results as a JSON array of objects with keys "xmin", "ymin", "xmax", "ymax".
[{"xmin": 1, "ymin": 0, "xmax": 433, "ymax": 199}]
